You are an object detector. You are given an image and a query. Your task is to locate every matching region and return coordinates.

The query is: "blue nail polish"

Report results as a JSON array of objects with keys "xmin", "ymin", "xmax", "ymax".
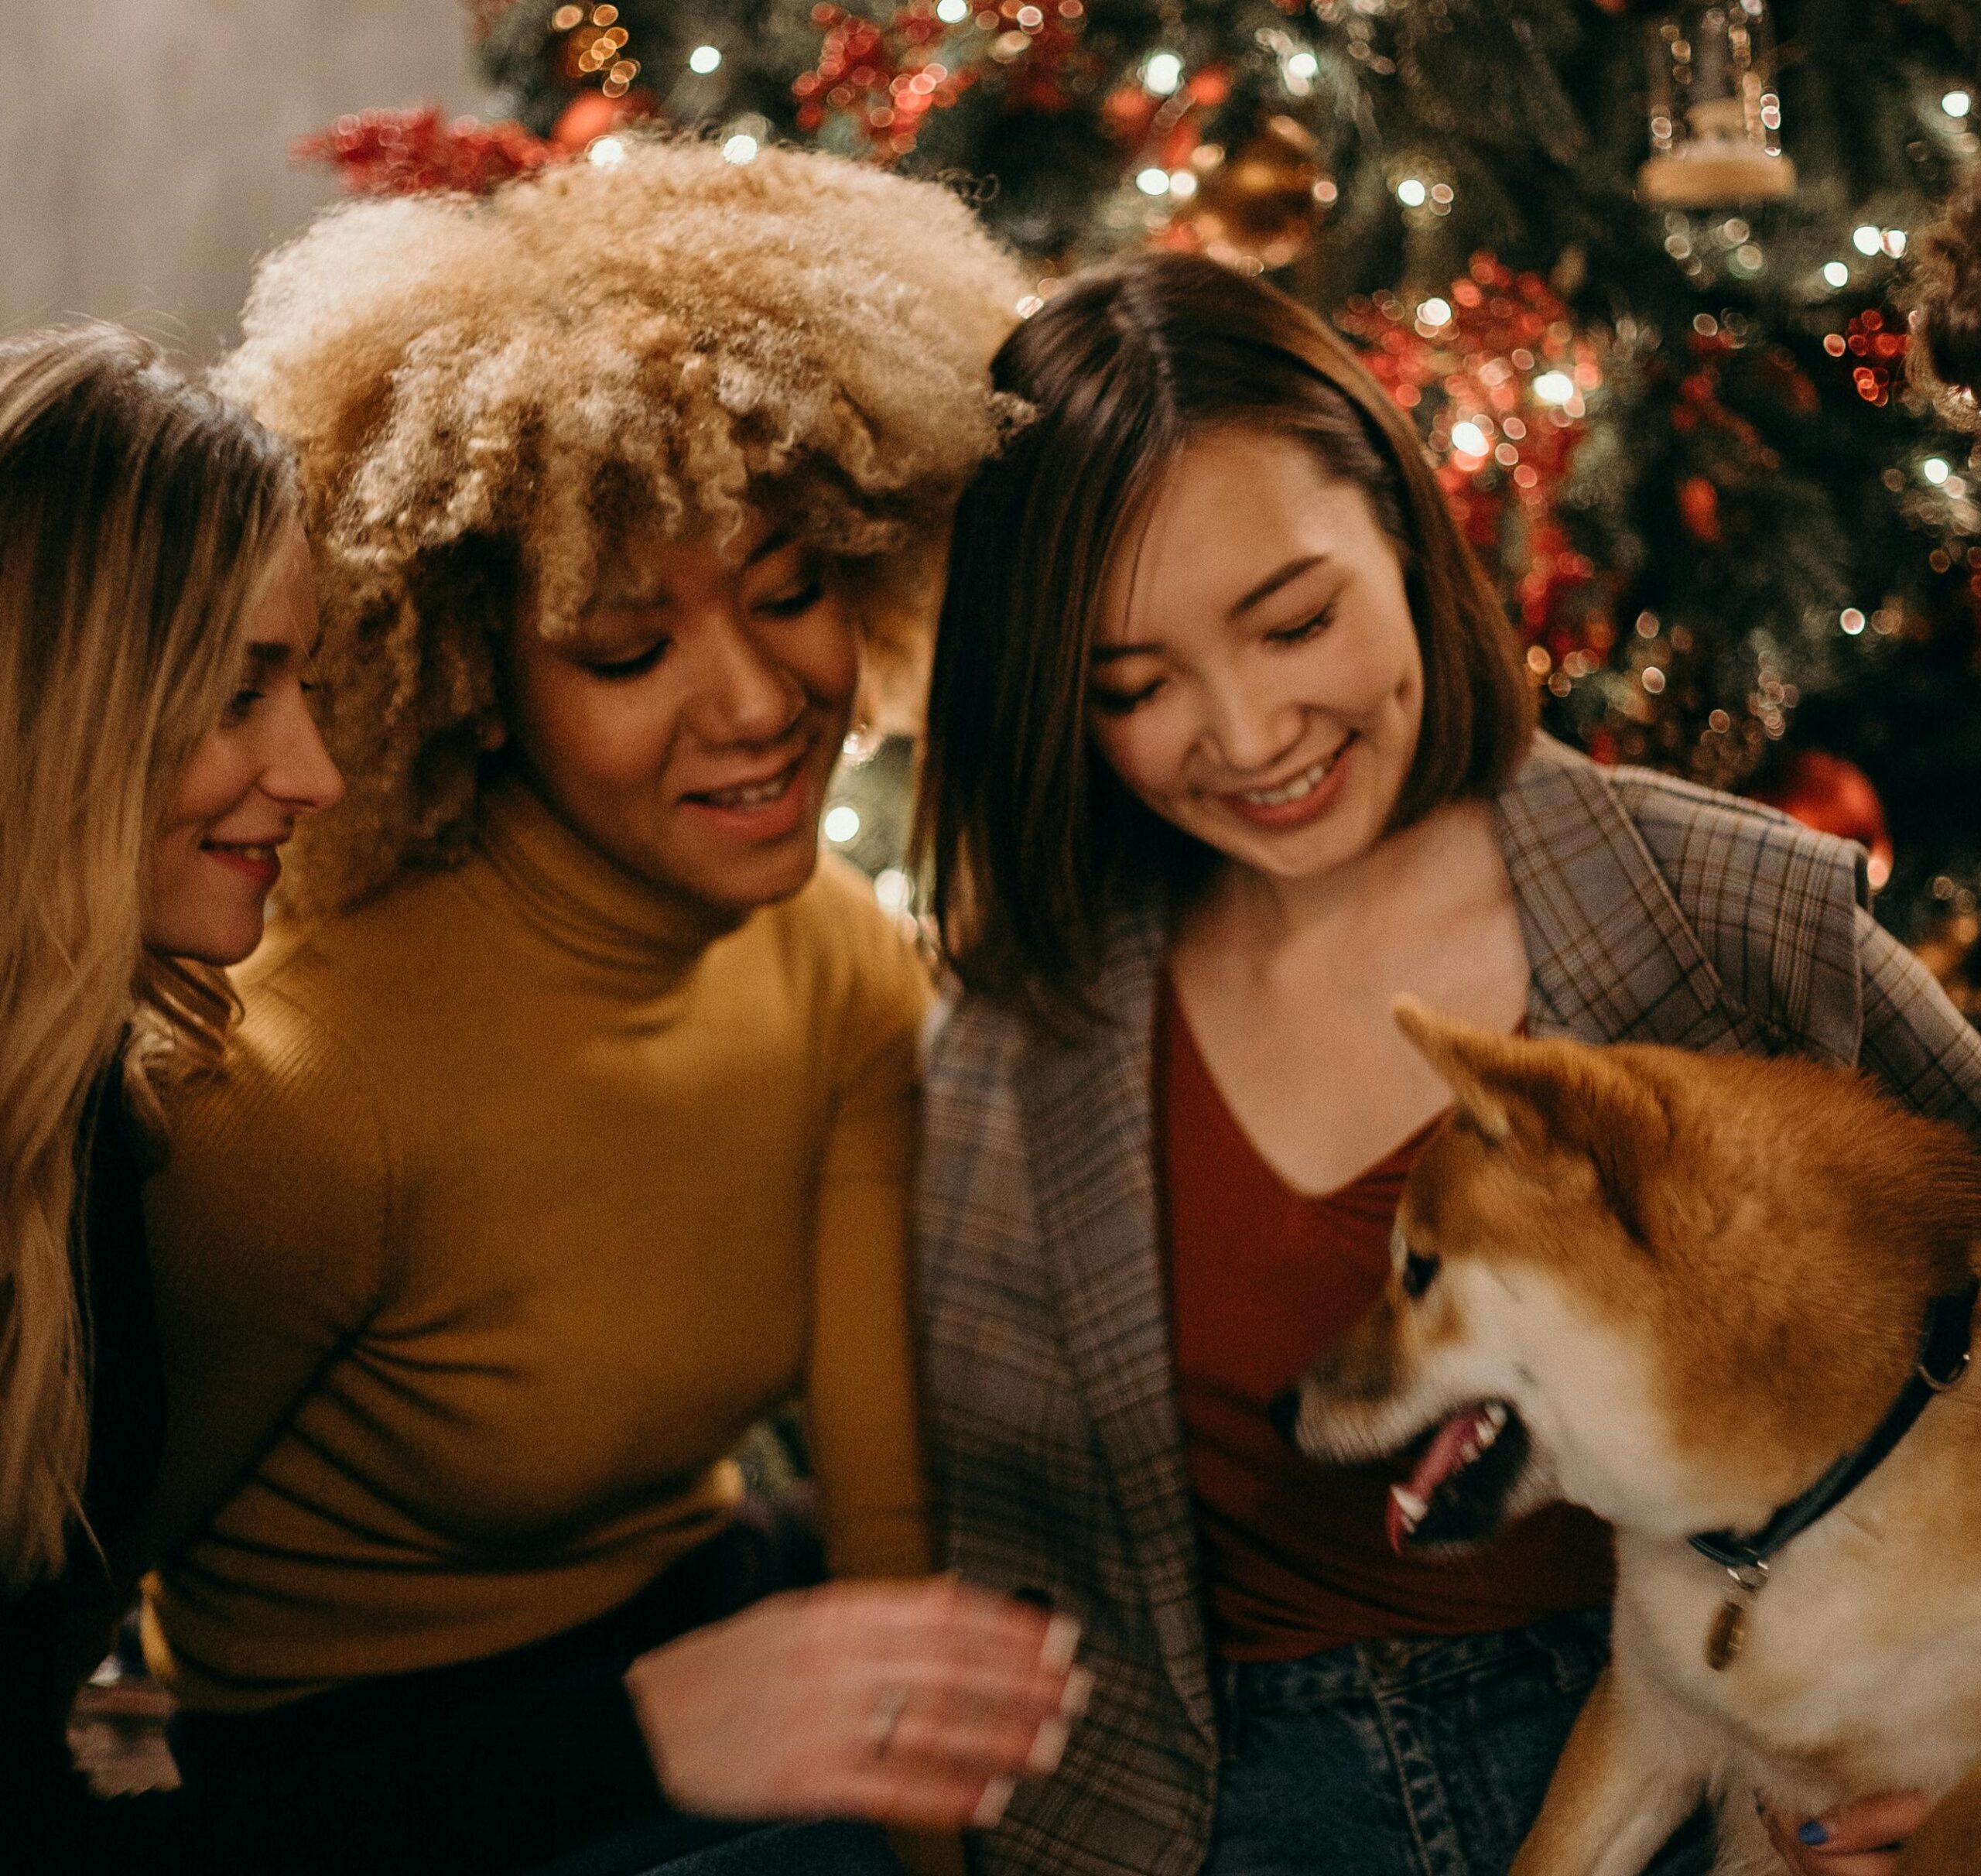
[{"xmin": 1798, "ymin": 1821, "xmax": 1829, "ymax": 1847}]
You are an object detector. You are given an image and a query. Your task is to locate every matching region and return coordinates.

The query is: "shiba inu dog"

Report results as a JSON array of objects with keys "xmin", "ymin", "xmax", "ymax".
[{"xmin": 1277, "ymin": 999, "xmax": 1981, "ymax": 1876}]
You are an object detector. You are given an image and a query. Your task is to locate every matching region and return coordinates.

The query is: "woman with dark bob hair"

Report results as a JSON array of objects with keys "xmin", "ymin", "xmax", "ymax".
[{"xmin": 912, "ymin": 252, "xmax": 1981, "ymax": 1876}]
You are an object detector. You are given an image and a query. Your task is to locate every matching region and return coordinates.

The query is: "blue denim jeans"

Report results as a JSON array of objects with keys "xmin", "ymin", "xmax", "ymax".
[{"xmin": 1208, "ymin": 1609, "xmax": 1716, "ymax": 1876}]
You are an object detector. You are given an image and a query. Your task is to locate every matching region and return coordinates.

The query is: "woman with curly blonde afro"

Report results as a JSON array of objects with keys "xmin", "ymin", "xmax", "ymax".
[{"xmin": 142, "ymin": 140, "xmax": 1086, "ymax": 1876}]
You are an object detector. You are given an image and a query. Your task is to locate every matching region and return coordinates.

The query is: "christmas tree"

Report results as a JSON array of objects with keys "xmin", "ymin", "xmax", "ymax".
[{"xmin": 306, "ymin": 0, "xmax": 1981, "ymax": 970}]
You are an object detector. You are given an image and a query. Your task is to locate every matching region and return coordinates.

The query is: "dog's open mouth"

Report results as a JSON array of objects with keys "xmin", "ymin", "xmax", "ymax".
[{"xmin": 1386, "ymin": 1401, "xmax": 1529, "ymax": 1552}]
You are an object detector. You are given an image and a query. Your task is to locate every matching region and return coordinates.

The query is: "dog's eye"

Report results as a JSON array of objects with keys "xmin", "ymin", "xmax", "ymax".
[{"xmin": 1401, "ymin": 1249, "xmax": 1442, "ymax": 1299}]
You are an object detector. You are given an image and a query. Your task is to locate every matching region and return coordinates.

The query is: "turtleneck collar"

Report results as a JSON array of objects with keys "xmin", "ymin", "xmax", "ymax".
[{"xmin": 476, "ymin": 772, "xmax": 748, "ymax": 980}]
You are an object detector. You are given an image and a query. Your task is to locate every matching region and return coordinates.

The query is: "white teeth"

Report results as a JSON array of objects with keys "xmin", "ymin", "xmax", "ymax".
[
  {"xmin": 1237, "ymin": 743, "xmax": 1346, "ymax": 807},
  {"xmin": 1480, "ymin": 1403, "xmax": 1507, "ymax": 1445},
  {"xmin": 1483, "ymin": 1402, "xmax": 1509, "ymax": 1429},
  {"xmin": 1391, "ymin": 1486, "xmax": 1428, "ymax": 1528},
  {"xmin": 705, "ymin": 775, "xmax": 787, "ymax": 808}
]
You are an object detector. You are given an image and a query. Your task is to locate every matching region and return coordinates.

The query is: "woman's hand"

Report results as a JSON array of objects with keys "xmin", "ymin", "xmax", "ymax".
[
  {"xmin": 623, "ymin": 1576, "xmax": 1090, "ymax": 1830},
  {"xmin": 1762, "ymin": 1789, "xmax": 1931, "ymax": 1876}
]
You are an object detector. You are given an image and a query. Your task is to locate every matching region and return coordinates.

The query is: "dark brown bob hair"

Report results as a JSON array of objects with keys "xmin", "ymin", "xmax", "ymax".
[{"xmin": 915, "ymin": 251, "xmax": 1535, "ymax": 1025}]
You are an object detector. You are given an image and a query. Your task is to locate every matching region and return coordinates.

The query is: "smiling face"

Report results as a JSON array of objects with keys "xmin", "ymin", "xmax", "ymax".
[
  {"xmin": 142, "ymin": 523, "xmax": 345, "ymax": 965},
  {"xmin": 502, "ymin": 510, "xmax": 860, "ymax": 915},
  {"xmin": 1087, "ymin": 425, "xmax": 1424, "ymax": 885}
]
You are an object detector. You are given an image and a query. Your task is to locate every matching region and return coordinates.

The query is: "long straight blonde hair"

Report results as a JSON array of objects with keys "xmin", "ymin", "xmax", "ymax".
[{"xmin": 0, "ymin": 325, "xmax": 299, "ymax": 1591}]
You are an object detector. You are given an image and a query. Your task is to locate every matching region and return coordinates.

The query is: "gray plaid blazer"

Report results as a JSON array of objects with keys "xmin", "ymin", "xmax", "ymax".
[{"xmin": 915, "ymin": 737, "xmax": 1981, "ymax": 1876}]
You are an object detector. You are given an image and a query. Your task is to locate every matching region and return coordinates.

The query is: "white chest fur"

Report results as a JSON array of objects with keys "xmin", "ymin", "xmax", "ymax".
[{"xmin": 1613, "ymin": 1398, "xmax": 1981, "ymax": 1871}]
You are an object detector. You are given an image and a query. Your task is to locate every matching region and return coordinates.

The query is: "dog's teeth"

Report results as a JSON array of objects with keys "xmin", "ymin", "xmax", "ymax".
[
  {"xmin": 1391, "ymin": 1487, "xmax": 1428, "ymax": 1528},
  {"xmin": 1483, "ymin": 1402, "xmax": 1508, "ymax": 1433}
]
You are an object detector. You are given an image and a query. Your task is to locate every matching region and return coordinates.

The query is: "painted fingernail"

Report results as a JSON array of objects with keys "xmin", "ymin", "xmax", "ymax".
[
  {"xmin": 1060, "ymin": 1665, "xmax": 1095, "ymax": 1718},
  {"xmin": 1028, "ymin": 1716, "xmax": 1070, "ymax": 1774},
  {"xmin": 973, "ymin": 1775, "xmax": 1015, "ymax": 1829},
  {"xmin": 1040, "ymin": 1612, "xmax": 1082, "ymax": 1671},
  {"xmin": 1798, "ymin": 1821, "xmax": 1829, "ymax": 1847}
]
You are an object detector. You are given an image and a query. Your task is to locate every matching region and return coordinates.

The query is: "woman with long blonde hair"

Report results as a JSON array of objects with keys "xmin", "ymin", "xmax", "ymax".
[{"xmin": 0, "ymin": 321, "xmax": 344, "ymax": 1863}]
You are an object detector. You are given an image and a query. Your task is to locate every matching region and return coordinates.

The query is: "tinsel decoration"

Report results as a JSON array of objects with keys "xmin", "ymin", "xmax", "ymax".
[
  {"xmin": 795, "ymin": 2, "xmax": 1090, "ymax": 159},
  {"xmin": 1336, "ymin": 256, "xmax": 1608, "ymax": 675},
  {"xmin": 295, "ymin": 108, "xmax": 563, "ymax": 197}
]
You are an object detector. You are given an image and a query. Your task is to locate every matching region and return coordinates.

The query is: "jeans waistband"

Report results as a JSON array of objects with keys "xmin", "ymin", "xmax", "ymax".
[{"xmin": 1216, "ymin": 1604, "xmax": 1611, "ymax": 1712}]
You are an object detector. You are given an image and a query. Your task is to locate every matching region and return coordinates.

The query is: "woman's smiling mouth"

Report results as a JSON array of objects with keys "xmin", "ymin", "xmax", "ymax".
[
  {"xmin": 679, "ymin": 748, "xmax": 816, "ymax": 842},
  {"xmin": 1220, "ymin": 733, "xmax": 1359, "ymax": 830}
]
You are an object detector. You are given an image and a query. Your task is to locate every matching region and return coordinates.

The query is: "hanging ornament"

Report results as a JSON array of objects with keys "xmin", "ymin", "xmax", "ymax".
[
  {"xmin": 1637, "ymin": 3, "xmax": 1796, "ymax": 208},
  {"xmin": 1751, "ymin": 749, "xmax": 1894, "ymax": 890},
  {"xmin": 1165, "ymin": 115, "xmax": 1334, "ymax": 272}
]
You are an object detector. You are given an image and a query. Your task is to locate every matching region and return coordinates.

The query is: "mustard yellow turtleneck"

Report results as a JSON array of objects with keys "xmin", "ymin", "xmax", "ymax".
[{"xmin": 140, "ymin": 777, "xmax": 934, "ymax": 1711}]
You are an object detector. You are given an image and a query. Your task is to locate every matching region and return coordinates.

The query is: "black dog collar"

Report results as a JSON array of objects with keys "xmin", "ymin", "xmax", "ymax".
[{"xmin": 1688, "ymin": 1273, "xmax": 1979, "ymax": 1577}]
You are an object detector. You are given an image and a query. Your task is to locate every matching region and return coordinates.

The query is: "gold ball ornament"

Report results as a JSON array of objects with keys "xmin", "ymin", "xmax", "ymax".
[{"xmin": 1172, "ymin": 115, "xmax": 1333, "ymax": 272}]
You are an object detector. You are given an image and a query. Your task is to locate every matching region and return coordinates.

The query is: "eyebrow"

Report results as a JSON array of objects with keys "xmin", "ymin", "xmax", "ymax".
[
  {"xmin": 242, "ymin": 641, "xmax": 295, "ymax": 672},
  {"xmin": 1230, "ymin": 551, "xmax": 1330, "ymax": 618},
  {"xmin": 1091, "ymin": 551, "xmax": 1333, "ymax": 663}
]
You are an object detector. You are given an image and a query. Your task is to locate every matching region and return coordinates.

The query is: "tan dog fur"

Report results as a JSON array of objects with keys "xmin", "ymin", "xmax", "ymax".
[{"xmin": 1283, "ymin": 1001, "xmax": 1981, "ymax": 1876}]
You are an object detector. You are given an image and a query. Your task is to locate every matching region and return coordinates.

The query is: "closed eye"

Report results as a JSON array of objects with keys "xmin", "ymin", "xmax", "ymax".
[
  {"xmin": 583, "ymin": 639, "xmax": 670, "ymax": 680},
  {"xmin": 757, "ymin": 580, "xmax": 826, "ymax": 619},
  {"xmin": 1267, "ymin": 601, "xmax": 1337, "ymax": 646},
  {"xmin": 1090, "ymin": 678, "xmax": 1164, "ymax": 715}
]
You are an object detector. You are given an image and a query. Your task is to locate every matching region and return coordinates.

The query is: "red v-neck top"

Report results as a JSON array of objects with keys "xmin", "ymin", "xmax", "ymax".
[{"xmin": 1158, "ymin": 980, "xmax": 1614, "ymax": 1662}]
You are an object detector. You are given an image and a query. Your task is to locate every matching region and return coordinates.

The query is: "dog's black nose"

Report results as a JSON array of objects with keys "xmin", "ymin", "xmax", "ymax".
[{"xmin": 1267, "ymin": 1388, "xmax": 1302, "ymax": 1444}]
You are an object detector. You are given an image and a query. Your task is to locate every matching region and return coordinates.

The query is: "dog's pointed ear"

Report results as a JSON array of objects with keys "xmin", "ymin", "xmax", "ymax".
[
  {"xmin": 1392, "ymin": 997, "xmax": 1521, "ymax": 1141},
  {"xmin": 1396, "ymin": 997, "xmax": 1676, "ymax": 1244}
]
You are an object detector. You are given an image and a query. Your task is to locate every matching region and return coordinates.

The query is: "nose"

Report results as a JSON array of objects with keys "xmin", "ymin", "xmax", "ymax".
[
  {"xmin": 1200, "ymin": 666, "xmax": 1300, "ymax": 778},
  {"xmin": 697, "ymin": 612, "xmax": 806, "ymax": 745},
  {"xmin": 266, "ymin": 690, "xmax": 344, "ymax": 814},
  {"xmin": 1267, "ymin": 1387, "xmax": 1303, "ymax": 1446}
]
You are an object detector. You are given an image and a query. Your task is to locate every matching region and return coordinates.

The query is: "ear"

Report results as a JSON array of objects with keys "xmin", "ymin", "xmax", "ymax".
[{"xmin": 1391, "ymin": 996, "xmax": 1521, "ymax": 1141}]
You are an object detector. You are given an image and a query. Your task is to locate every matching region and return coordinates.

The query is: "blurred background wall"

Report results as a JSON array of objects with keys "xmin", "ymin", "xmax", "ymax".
[{"xmin": 0, "ymin": 0, "xmax": 488, "ymax": 366}]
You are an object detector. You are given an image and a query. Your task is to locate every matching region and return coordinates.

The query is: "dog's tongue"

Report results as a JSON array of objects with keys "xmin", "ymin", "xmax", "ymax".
[{"xmin": 1386, "ymin": 1404, "xmax": 1500, "ymax": 1552}]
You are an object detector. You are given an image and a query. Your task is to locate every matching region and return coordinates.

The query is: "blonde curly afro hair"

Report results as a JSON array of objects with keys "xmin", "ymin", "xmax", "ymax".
[{"xmin": 215, "ymin": 136, "xmax": 1028, "ymax": 912}]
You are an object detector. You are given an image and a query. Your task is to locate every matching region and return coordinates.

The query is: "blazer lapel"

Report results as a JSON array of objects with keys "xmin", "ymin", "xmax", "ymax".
[
  {"xmin": 1018, "ymin": 898, "xmax": 1218, "ymax": 1748},
  {"xmin": 1496, "ymin": 738, "xmax": 1740, "ymax": 1051}
]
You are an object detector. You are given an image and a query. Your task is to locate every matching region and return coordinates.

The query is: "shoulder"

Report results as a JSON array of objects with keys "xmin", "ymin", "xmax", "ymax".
[
  {"xmin": 150, "ymin": 923, "xmax": 400, "ymax": 1282},
  {"xmin": 1603, "ymin": 761, "xmax": 1869, "ymax": 912},
  {"xmin": 1514, "ymin": 743, "xmax": 1868, "ymax": 1059},
  {"xmin": 759, "ymin": 855, "xmax": 932, "ymax": 1040}
]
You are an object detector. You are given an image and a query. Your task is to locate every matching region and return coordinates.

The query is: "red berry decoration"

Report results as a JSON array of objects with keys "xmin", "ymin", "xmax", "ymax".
[
  {"xmin": 1336, "ymin": 255, "xmax": 1609, "ymax": 680},
  {"xmin": 294, "ymin": 107, "xmax": 563, "ymax": 197}
]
